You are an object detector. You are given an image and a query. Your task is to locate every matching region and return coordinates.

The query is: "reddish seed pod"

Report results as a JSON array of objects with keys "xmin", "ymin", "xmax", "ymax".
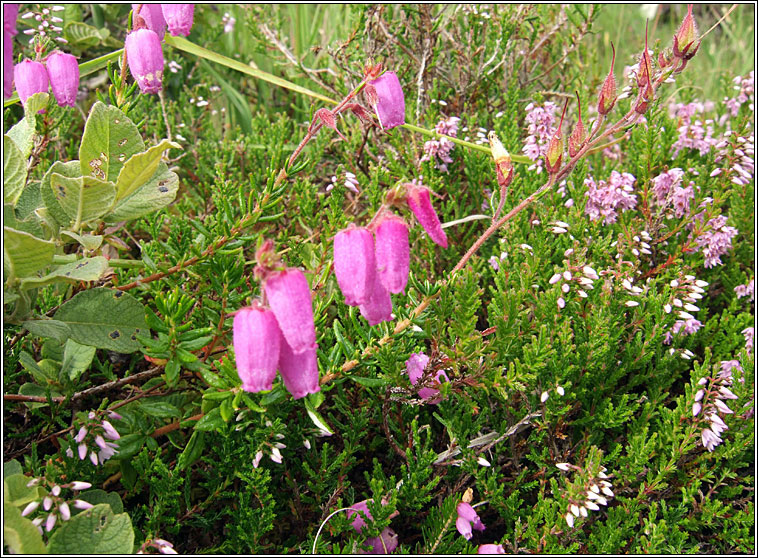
[
  {"xmin": 545, "ymin": 99, "xmax": 568, "ymax": 174},
  {"xmin": 597, "ymin": 43, "xmax": 617, "ymax": 116},
  {"xmin": 568, "ymin": 91, "xmax": 586, "ymax": 158}
]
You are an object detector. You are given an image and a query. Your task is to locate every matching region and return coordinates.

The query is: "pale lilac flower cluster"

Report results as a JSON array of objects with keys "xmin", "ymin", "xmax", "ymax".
[
  {"xmin": 556, "ymin": 462, "xmax": 614, "ymax": 528},
  {"xmin": 723, "ymin": 71, "xmax": 754, "ymax": 117},
  {"xmin": 651, "ymin": 168, "xmax": 695, "ymax": 218},
  {"xmin": 522, "ymin": 102, "xmax": 558, "ymax": 173},
  {"xmin": 714, "ymin": 131, "xmax": 755, "ymax": 187},
  {"xmin": 734, "ymin": 279, "xmax": 754, "ymax": 301},
  {"xmin": 693, "ymin": 371, "xmax": 739, "ymax": 452},
  {"xmin": 221, "ymin": 12, "xmax": 236, "ymax": 34},
  {"xmin": 584, "ymin": 171, "xmax": 637, "ymax": 224},
  {"xmin": 138, "ymin": 538, "xmax": 178, "ymax": 555},
  {"xmin": 670, "ymin": 102, "xmax": 717, "ymax": 156},
  {"xmin": 19, "ymin": 5, "xmax": 66, "ymax": 45},
  {"xmin": 743, "ymin": 326, "xmax": 754, "ymax": 354},
  {"xmin": 549, "ymin": 264, "xmax": 599, "ymax": 309},
  {"xmin": 22, "ymin": 479, "xmax": 94, "ymax": 534},
  {"xmin": 611, "ymin": 230, "xmax": 653, "ymax": 260},
  {"xmin": 662, "ymin": 275, "xmax": 707, "ymax": 346},
  {"xmin": 420, "ymin": 116, "xmax": 460, "ymax": 172},
  {"xmin": 692, "ymin": 215, "xmax": 738, "ymax": 268},
  {"xmin": 719, "ymin": 360, "xmax": 743, "ymax": 382},
  {"xmin": 65, "ymin": 411, "xmax": 121, "ymax": 466},
  {"xmin": 327, "ymin": 171, "xmax": 359, "ymax": 194}
]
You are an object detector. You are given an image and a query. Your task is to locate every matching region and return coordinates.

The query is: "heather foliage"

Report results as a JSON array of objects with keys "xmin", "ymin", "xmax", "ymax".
[{"xmin": 3, "ymin": 5, "xmax": 754, "ymax": 554}]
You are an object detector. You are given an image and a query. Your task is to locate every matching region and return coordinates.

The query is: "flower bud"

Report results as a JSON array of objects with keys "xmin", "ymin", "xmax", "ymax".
[
  {"xmin": 405, "ymin": 182, "xmax": 448, "ymax": 248},
  {"xmin": 363, "ymin": 60, "xmax": 383, "ymax": 80},
  {"xmin": 359, "ymin": 271, "xmax": 393, "ymax": 326},
  {"xmin": 597, "ymin": 43, "xmax": 617, "ymax": 116},
  {"xmin": 334, "ymin": 226, "xmax": 377, "ymax": 306},
  {"xmin": 233, "ymin": 303, "xmax": 282, "ymax": 393},
  {"xmin": 132, "ymin": 4, "xmax": 166, "ymax": 40},
  {"xmin": 277, "ymin": 339, "xmax": 320, "ymax": 400},
  {"xmin": 161, "ymin": 4, "xmax": 194, "ymax": 37},
  {"xmin": 13, "ymin": 59, "xmax": 49, "ymax": 107},
  {"xmin": 636, "ymin": 24, "xmax": 654, "ymax": 92},
  {"xmin": 545, "ymin": 99, "xmax": 568, "ymax": 174},
  {"xmin": 367, "ymin": 71, "xmax": 405, "ymax": 130},
  {"xmin": 45, "ymin": 51, "xmax": 79, "ymax": 107},
  {"xmin": 264, "ymin": 268, "xmax": 317, "ymax": 354},
  {"xmin": 568, "ymin": 92, "xmax": 586, "ymax": 158},
  {"xmin": 3, "ymin": 30, "xmax": 12, "ymax": 99},
  {"xmin": 374, "ymin": 213, "xmax": 410, "ymax": 294},
  {"xmin": 125, "ymin": 28, "xmax": 164, "ymax": 94},
  {"xmin": 673, "ymin": 4, "xmax": 700, "ymax": 60},
  {"xmin": 487, "ymin": 132, "xmax": 514, "ymax": 190}
]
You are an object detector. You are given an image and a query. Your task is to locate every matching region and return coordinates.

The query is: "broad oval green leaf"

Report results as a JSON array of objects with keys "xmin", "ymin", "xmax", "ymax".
[
  {"xmin": 4, "ymin": 135, "xmax": 26, "ymax": 205},
  {"xmin": 64, "ymin": 21, "xmax": 104, "ymax": 49},
  {"xmin": 60, "ymin": 339, "xmax": 97, "ymax": 381},
  {"xmin": 20, "ymin": 256, "xmax": 109, "ymax": 290},
  {"xmin": 54, "ymin": 287, "xmax": 147, "ymax": 353},
  {"xmin": 79, "ymin": 102, "xmax": 144, "ymax": 184},
  {"xmin": 22, "ymin": 319, "xmax": 72, "ymax": 343},
  {"xmin": 3, "ymin": 226, "xmax": 55, "ymax": 279},
  {"xmin": 2, "ymin": 501, "xmax": 48, "ymax": 555},
  {"xmin": 47, "ymin": 503, "xmax": 134, "ymax": 554},
  {"xmin": 41, "ymin": 160, "xmax": 81, "ymax": 228},
  {"xmin": 116, "ymin": 139, "xmax": 181, "ymax": 201},
  {"xmin": 107, "ymin": 163, "xmax": 179, "ymax": 223},
  {"xmin": 50, "ymin": 173, "xmax": 116, "ymax": 225}
]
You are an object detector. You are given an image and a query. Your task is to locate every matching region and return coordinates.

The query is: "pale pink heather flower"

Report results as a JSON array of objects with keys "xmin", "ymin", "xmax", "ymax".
[
  {"xmin": 45, "ymin": 512, "xmax": 57, "ymax": 532},
  {"xmin": 405, "ymin": 352, "xmax": 449, "ymax": 403},
  {"xmin": 522, "ymin": 101, "xmax": 558, "ymax": 173},
  {"xmin": 692, "ymin": 215, "xmax": 738, "ymax": 268},
  {"xmin": 277, "ymin": 339, "xmax": 320, "ymax": 400},
  {"xmin": 68, "ymin": 481, "xmax": 92, "ymax": 491},
  {"xmin": 21, "ymin": 501, "xmax": 39, "ymax": 516},
  {"xmin": 374, "ymin": 213, "xmax": 410, "ymax": 294},
  {"xmin": 405, "ymin": 180, "xmax": 448, "ymax": 248},
  {"xmin": 456, "ymin": 502, "xmax": 486, "ymax": 540},
  {"xmin": 359, "ymin": 271, "xmax": 393, "ymax": 326},
  {"xmin": 59, "ymin": 502, "xmax": 71, "ymax": 521},
  {"xmin": 368, "ymin": 71, "xmax": 405, "ymax": 130},
  {"xmin": 719, "ymin": 360, "xmax": 743, "ymax": 382},
  {"xmin": 734, "ymin": 279, "xmax": 754, "ymax": 301},
  {"xmin": 233, "ymin": 304, "xmax": 282, "ymax": 393},
  {"xmin": 421, "ymin": 116, "xmax": 461, "ymax": 172},
  {"xmin": 742, "ymin": 327, "xmax": 754, "ymax": 354},
  {"xmin": 478, "ymin": 544, "xmax": 506, "ymax": 554},
  {"xmin": 701, "ymin": 427, "xmax": 722, "ymax": 451},
  {"xmin": 334, "ymin": 226, "xmax": 377, "ymax": 306},
  {"xmin": 75, "ymin": 426, "xmax": 88, "ymax": 443},
  {"xmin": 264, "ymin": 268, "xmax": 317, "ymax": 354},
  {"xmin": 221, "ymin": 12, "xmax": 235, "ymax": 34},
  {"xmin": 101, "ymin": 420, "xmax": 120, "ymax": 441},
  {"xmin": 72, "ymin": 500, "xmax": 94, "ymax": 510},
  {"xmin": 584, "ymin": 171, "xmax": 637, "ymax": 224}
]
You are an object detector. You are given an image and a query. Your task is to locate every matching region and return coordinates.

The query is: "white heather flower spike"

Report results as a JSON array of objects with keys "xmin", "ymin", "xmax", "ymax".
[{"xmin": 541, "ymin": 391, "xmax": 550, "ymax": 403}]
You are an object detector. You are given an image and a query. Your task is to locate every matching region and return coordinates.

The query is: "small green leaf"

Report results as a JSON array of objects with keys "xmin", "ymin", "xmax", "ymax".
[
  {"xmin": 304, "ymin": 396, "xmax": 334, "ymax": 435},
  {"xmin": 2, "ymin": 500, "xmax": 48, "ymax": 555},
  {"xmin": 3, "ymin": 474, "xmax": 44, "ymax": 507},
  {"xmin": 3, "ymin": 226, "xmax": 55, "ymax": 279},
  {"xmin": 53, "ymin": 288, "xmax": 147, "ymax": 353},
  {"xmin": 115, "ymin": 139, "xmax": 181, "ymax": 201},
  {"xmin": 112, "ymin": 434, "xmax": 146, "ymax": 460},
  {"xmin": 41, "ymin": 160, "xmax": 81, "ymax": 228},
  {"xmin": 24, "ymin": 92, "xmax": 50, "ymax": 121},
  {"xmin": 79, "ymin": 102, "xmax": 145, "ymax": 183},
  {"xmin": 50, "ymin": 173, "xmax": 116, "ymax": 225},
  {"xmin": 61, "ymin": 231, "xmax": 104, "ymax": 251},
  {"xmin": 106, "ymin": 163, "xmax": 179, "ymax": 222},
  {"xmin": 60, "ymin": 339, "xmax": 97, "ymax": 381},
  {"xmin": 138, "ymin": 400, "xmax": 180, "ymax": 418},
  {"xmin": 176, "ymin": 431, "xmax": 205, "ymax": 471},
  {"xmin": 47, "ymin": 503, "xmax": 134, "ymax": 554},
  {"xmin": 347, "ymin": 375, "xmax": 389, "ymax": 387},
  {"xmin": 194, "ymin": 407, "xmax": 224, "ymax": 431},
  {"xmin": 3, "ymin": 459, "xmax": 23, "ymax": 479},
  {"xmin": 219, "ymin": 398, "xmax": 233, "ymax": 422},
  {"xmin": 20, "ymin": 256, "xmax": 109, "ymax": 290},
  {"xmin": 202, "ymin": 391, "xmax": 232, "ymax": 402},
  {"xmin": 4, "ymin": 135, "xmax": 26, "ymax": 205},
  {"xmin": 165, "ymin": 360, "xmax": 180, "ymax": 385},
  {"xmin": 22, "ymin": 319, "xmax": 72, "ymax": 343}
]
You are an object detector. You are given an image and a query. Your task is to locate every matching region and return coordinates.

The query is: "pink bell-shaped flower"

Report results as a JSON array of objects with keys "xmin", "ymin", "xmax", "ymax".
[
  {"xmin": 456, "ymin": 501, "xmax": 486, "ymax": 540},
  {"xmin": 359, "ymin": 272, "xmax": 393, "ymax": 326},
  {"xmin": 374, "ymin": 213, "xmax": 410, "ymax": 294},
  {"xmin": 264, "ymin": 268, "xmax": 317, "ymax": 354},
  {"xmin": 277, "ymin": 338, "xmax": 320, "ymax": 399},
  {"xmin": 334, "ymin": 226, "xmax": 377, "ymax": 306},
  {"xmin": 3, "ymin": 30, "xmax": 12, "ymax": 99},
  {"xmin": 13, "ymin": 59, "xmax": 49, "ymax": 106},
  {"xmin": 346, "ymin": 500, "xmax": 399, "ymax": 554},
  {"xmin": 405, "ymin": 352, "xmax": 449, "ymax": 402},
  {"xmin": 125, "ymin": 28, "xmax": 164, "ymax": 94},
  {"xmin": 477, "ymin": 544, "xmax": 505, "ymax": 554},
  {"xmin": 161, "ymin": 4, "xmax": 195, "ymax": 37},
  {"xmin": 233, "ymin": 303, "xmax": 282, "ymax": 393},
  {"xmin": 132, "ymin": 3, "xmax": 166, "ymax": 40},
  {"xmin": 45, "ymin": 51, "xmax": 79, "ymax": 107},
  {"xmin": 367, "ymin": 71, "xmax": 405, "ymax": 130},
  {"xmin": 405, "ymin": 182, "xmax": 448, "ymax": 248}
]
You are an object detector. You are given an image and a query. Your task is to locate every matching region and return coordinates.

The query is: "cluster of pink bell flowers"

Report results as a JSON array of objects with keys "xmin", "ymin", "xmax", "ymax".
[{"xmin": 232, "ymin": 240, "xmax": 320, "ymax": 400}]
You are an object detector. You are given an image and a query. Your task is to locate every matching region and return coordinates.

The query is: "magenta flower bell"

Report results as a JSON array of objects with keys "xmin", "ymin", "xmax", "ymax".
[
  {"xmin": 368, "ymin": 71, "xmax": 405, "ymax": 130},
  {"xmin": 4, "ymin": 4, "xmax": 19, "ymax": 36},
  {"xmin": 45, "ymin": 51, "xmax": 79, "ymax": 107},
  {"xmin": 334, "ymin": 226, "xmax": 377, "ymax": 306},
  {"xmin": 233, "ymin": 304, "xmax": 282, "ymax": 393},
  {"xmin": 132, "ymin": 3, "xmax": 166, "ymax": 40},
  {"xmin": 13, "ymin": 59, "xmax": 49, "ymax": 107},
  {"xmin": 359, "ymin": 272, "xmax": 393, "ymax": 326},
  {"xmin": 347, "ymin": 500, "xmax": 399, "ymax": 554},
  {"xmin": 3, "ymin": 30, "xmax": 12, "ymax": 99},
  {"xmin": 456, "ymin": 502, "xmax": 486, "ymax": 540},
  {"xmin": 277, "ymin": 339, "xmax": 320, "ymax": 400},
  {"xmin": 161, "ymin": 4, "xmax": 195, "ymax": 37},
  {"xmin": 374, "ymin": 213, "xmax": 410, "ymax": 294},
  {"xmin": 406, "ymin": 182, "xmax": 448, "ymax": 248},
  {"xmin": 264, "ymin": 268, "xmax": 317, "ymax": 354},
  {"xmin": 478, "ymin": 544, "xmax": 505, "ymax": 554},
  {"xmin": 405, "ymin": 352, "xmax": 449, "ymax": 402},
  {"xmin": 125, "ymin": 28, "xmax": 164, "ymax": 94}
]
